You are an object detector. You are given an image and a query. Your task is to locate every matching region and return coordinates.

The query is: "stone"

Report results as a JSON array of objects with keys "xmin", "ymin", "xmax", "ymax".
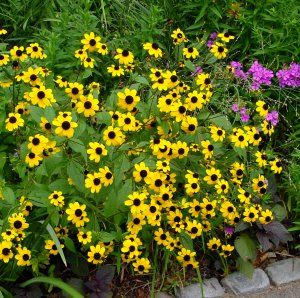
[
  {"xmin": 265, "ymin": 258, "xmax": 300, "ymax": 286},
  {"xmin": 155, "ymin": 292, "xmax": 174, "ymax": 298},
  {"xmin": 177, "ymin": 278, "xmax": 225, "ymax": 298},
  {"xmin": 221, "ymin": 268, "xmax": 270, "ymax": 295}
]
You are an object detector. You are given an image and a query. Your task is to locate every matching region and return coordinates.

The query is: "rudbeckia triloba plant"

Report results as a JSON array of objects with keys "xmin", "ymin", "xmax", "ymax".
[{"xmin": 0, "ymin": 28, "xmax": 289, "ymax": 285}]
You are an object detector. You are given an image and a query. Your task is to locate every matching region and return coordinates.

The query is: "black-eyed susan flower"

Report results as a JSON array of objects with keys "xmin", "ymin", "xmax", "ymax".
[
  {"xmin": 255, "ymin": 151, "xmax": 268, "ymax": 167},
  {"xmin": 196, "ymin": 73, "xmax": 212, "ymax": 90},
  {"xmin": 149, "ymin": 68, "xmax": 163, "ymax": 81},
  {"xmin": 186, "ymin": 220, "xmax": 202, "ymax": 239},
  {"xmin": 207, "ymin": 237, "xmax": 221, "ymax": 251},
  {"xmin": 0, "ymin": 53, "xmax": 9, "ymax": 66},
  {"xmin": 78, "ymin": 230, "xmax": 92, "ymax": 245},
  {"xmin": 65, "ymin": 82, "xmax": 84, "ymax": 101},
  {"xmin": 201, "ymin": 140, "xmax": 214, "ymax": 159},
  {"xmin": 154, "ymin": 228, "xmax": 170, "ymax": 246},
  {"xmin": 45, "ymin": 239, "xmax": 64, "ymax": 255},
  {"xmin": 246, "ymin": 127, "xmax": 262, "ymax": 146},
  {"xmin": 261, "ymin": 120, "xmax": 274, "ymax": 136},
  {"xmin": 171, "ymin": 28, "xmax": 187, "ymax": 45},
  {"xmin": 0, "ymin": 241, "xmax": 13, "ymax": 263},
  {"xmin": 220, "ymin": 201, "xmax": 236, "ymax": 221},
  {"xmin": 117, "ymin": 88, "xmax": 140, "ymax": 111},
  {"xmin": 103, "ymin": 126, "xmax": 125, "ymax": 146},
  {"xmin": 76, "ymin": 94, "xmax": 99, "ymax": 117},
  {"xmin": 66, "ymin": 202, "xmax": 89, "ymax": 227},
  {"xmin": 210, "ymin": 125, "xmax": 225, "ymax": 142},
  {"xmin": 204, "ymin": 167, "xmax": 221, "ymax": 185},
  {"xmin": 125, "ymin": 191, "xmax": 148, "ymax": 214},
  {"xmin": 183, "ymin": 46, "xmax": 199, "ymax": 59},
  {"xmin": 114, "ymin": 48, "xmax": 134, "ymax": 65},
  {"xmin": 143, "ymin": 42, "xmax": 163, "ymax": 58},
  {"xmin": 74, "ymin": 48, "xmax": 88, "ymax": 60},
  {"xmin": 210, "ymin": 42, "xmax": 228, "ymax": 59},
  {"xmin": 220, "ymin": 244, "xmax": 234, "ymax": 257},
  {"xmin": 133, "ymin": 162, "xmax": 150, "ymax": 182},
  {"xmin": 107, "ymin": 64, "xmax": 124, "ymax": 77},
  {"xmin": 54, "ymin": 226, "xmax": 69, "ymax": 239},
  {"xmin": 29, "ymin": 85, "xmax": 56, "ymax": 108},
  {"xmin": 85, "ymin": 172, "xmax": 102, "ymax": 193},
  {"xmin": 26, "ymin": 43, "xmax": 47, "ymax": 59},
  {"xmin": 10, "ymin": 46, "xmax": 27, "ymax": 61},
  {"xmin": 9, "ymin": 213, "xmax": 29, "ymax": 232},
  {"xmin": 121, "ymin": 238, "xmax": 141, "ymax": 259},
  {"xmin": 133, "ymin": 257, "xmax": 151, "ymax": 274},
  {"xmin": 0, "ymin": 28, "xmax": 7, "ymax": 35},
  {"xmin": 118, "ymin": 112, "xmax": 137, "ymax": 131},
  {"xmin": 15, "ymin": 102, "xmax": 29, "ymax": 115},
  {"xmin": 181, "ymin": 116, "xmax": 198, "ymax": 134},
  {"xmin": 48, "ymin": 191, "xmax": 65, "ymax": 207},
  {"xmin": 243, "ymin": 206, "xmax": 259, "ymax": 223},
  {"xmin": 237, "ymin": 188, "xmax": 251, "ymax": 204},
  {"xmin": 27, "ymin": 134, "xmax": 49, "ymax": 154},
  {"xmin": 218, "ymin": 32, "xmax": 235, "ymax": 43},
  {"xmin": 81, "ymin": 32, "xmax": 101, "ymax": 52},
  {"xmin": 185, "ymin": 90, "xmax": 204, "ymax": 111},
  {"xmin": 269, "ymin": 158, "xmax": 283, "ymax": 174},
  {"xmin": 259, "ymin": 209, "xmax": 273, "ymax": 225},
  {"xmin": 87, "ymin": 142, "xmax": 107, "ymax": 163},
  {"xmin": 215, "ymin": 179, "xmax": 229, "ymax": 194},
  {"xmin": 231, "ymin": 128, "xmax": 248, "ymax": 148},
  {"xmin": 87, "ymin": 244, "xmax": 106, "ymax": 264},
  {"xmin": 52, "ymin": 112, "xmax": 78, "ymax": 138},
  {"xmin": 98, "ymin": 43, "xmax": 109, "ymax": 55},
  {"xmin": 127, "ymin": 213, "xmax": 146, "ymax": 234},
  {"xmin": 252, "ymin": 174, "xmax": 267, "ymax": 194},
  {"xmin": 152, "ymin": 77, "xmax": 169, "ymax": 91},
  {"xmin": 99, "ymin": 166, "xmax": 114, "ymax": 186},
  {"xmin": 177, "ymin": 248, "xmax": 196, "ymax": 267},
  {"xmin": 256, "ymin": 100, "xmax": 269, "ymax": 117},
  {"xmin": 1, "ymin": 230, "xmax": 16, "ymax": 242},
  {"xmin": 199, "ymin": 197, "xmax": 217, "ymax": 215},
  {"xmin": 5, "ymin": 113, "xmax": 24, "ymax": 131},
  {"xmin": 82, "ymin": 56, "xmax": 95, "ymax": 68},
  {"xmin": 15, "ymin": 247, "xmax": 31, "ymax": 266},
  {"xmin": 25, "ymin": 152, "xmax": 43, "ymax": 168}
]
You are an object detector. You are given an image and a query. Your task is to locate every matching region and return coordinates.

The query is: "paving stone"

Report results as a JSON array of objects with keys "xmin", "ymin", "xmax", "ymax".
[
  {"xmin": 155, "ymin": 292, "xmax": 174, "ymax": 298},
  {"xmin": 177, "ymin": 278, "xmax": 225, "ymax": 298},
  {"xmin": 265, "ymin": 258, "xmax": 300, "ymax": 286},
  {"xmin": 221, "ymin": 268, "xmax": 270, "ymax": 295}
]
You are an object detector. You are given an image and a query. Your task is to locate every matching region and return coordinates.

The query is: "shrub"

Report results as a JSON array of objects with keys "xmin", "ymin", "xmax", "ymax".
[{"xmin": 0, "ymin": 27, "xmax": 293, "ymax": 293}]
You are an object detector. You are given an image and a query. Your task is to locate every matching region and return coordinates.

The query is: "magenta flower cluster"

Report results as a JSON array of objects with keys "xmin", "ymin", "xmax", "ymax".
[
  {"xmin": 206, "ymin": 32, "xmax": 218, "ymax": 48},
  {"xmin": 276, "ymin": 62, "xmax": 300, "ymax": 88},
  {"xmin": 266, "ymin": 111, "xmax": 279, "ymax": 126},
  {"xmin": 230, "ymin": 61, "xmax": 274, "ymax": 90},
  {"xmin": 231, "ymin": 104, "xmax": 250, "ymax": 123}
]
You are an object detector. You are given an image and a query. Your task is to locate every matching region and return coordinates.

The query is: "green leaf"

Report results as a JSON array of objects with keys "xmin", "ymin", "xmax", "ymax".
[
  {"xmin": 235, "ymin": 234, "xmax": 257, "ymax": 261},
  {"xmin": 135, "ymin": 75, "xmax": 149, "ymax": 85},
  {"xmin": 28, "ymin": 106, "xmax": 44, "ymax": 123},
  {"xmin": 67, "ymin": 161, "xmax": 85, "ymax": 193},
  {"xmin": 209, "ymin": 114, "xmax": 232, "ymax": 130},
  {"xmin": 46, "ymin": 223, "xmax": 67, "ymax": 267},
  {"xmin": 97, "ymin": 231, "xmax": 117, "ymax": 242},
  {"xmin": 20, "ymin": 277, "xmax": 83, "ymax": 298},
  {"xmin": 184, "ymin": 60, "xmax": 196, "ymax": 72},
  {"xmin": 64, "ymin": 237, "xmax": 77, "ymax": 253},
  {"xmin": 68, "ymin": 139, "xmax": 87, "ymax": 162},
  {"xmin": 272, "ymin": 204, "xmax": 287, "ymax": 221},
  {"xmin": 179, "ymin": 232, "xmax": 194, "ymax": 250},
  {"xmin": 2, "ymin": 187, "xmax": 15, "ymax": 205},
  {"xmin": 96, "ymin": 112, "xmax": 112, "ymax": 126},
  {"xmin": 236, "ymin": 256, "xmax": 254, "ymax": 278}
]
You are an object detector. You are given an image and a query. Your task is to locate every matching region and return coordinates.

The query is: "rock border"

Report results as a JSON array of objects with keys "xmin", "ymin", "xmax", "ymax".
[{"xmin": 156, "ymin": 257, "xmax": 300, "ymax": 298}]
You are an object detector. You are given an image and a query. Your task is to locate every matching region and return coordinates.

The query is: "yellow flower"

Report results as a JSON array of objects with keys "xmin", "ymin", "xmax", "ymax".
[
  {"xmin": 87, "ymin": 142, "xmax": 107, "ymax": 163},
  {"xmin": 171, "ymin": 28, "xmax": 188, "ymax": 45},
  {"xmin": 220, "ymin": 244, "xmax": 234, "ymax": 257},
  {"xmin": 78, "ymin": 231, "xmax": 92, "ymax": 245},
  {"xmin": 269, "ymin": 158, "xmax": 283, "ymax": 174},
  {"xmin": 107, "ymin": 64, "xmax": 124, "ymax": 77},
  {"xmin": 114, "ymin": 48, "xmax": 134, "ymax": 65},
  {"xmin": 87, "ymin": 244, "xmax": 106, "ymax": 264},
  {"xmin": 52, "ymin": 112, "xmax": 78, "ymax": 138},
  {"xmin": 85, "ymin": 172, "xmax": 102, "ymax": 193},
  {"xmin": 66, "ymin": 202, "xmax": 89, "ymax": 227},
  {"xmin": 8, "ymin": 213, "xmax": 29, "ymax": 232},
  {"xmin": 259, "ymin": 209, "xmax": 274, "ymax": 225},
  {"xmin": 81, "ymin": 32, "xmax": 101, "ymax": 52},
  {"xmin": 45, "ymin": 239, "xmax": 64, "ymax": 255},
  {"xmin": 15, "ymin": 247, "xmax": 31, "ymax": 266},
  {"xmin": 210, "ymin": 42, "xmax": 228, "ymax": 59},
  {"xmin": 183, "ymin": 47, "xmax": 199, "ymax": 59},
  {"xmin": 48, "ymin": 191, "xmax": 65, "ymax": 207},
  {"xmin": 243, "ymin": 206, "xmax": 259, "ymax": 223},
  {"xmin": 207, "ymin": 238, "xmax": 221, "ymax": 251},
  {"xmin": 143, "ymin": 42, "xmax": 163, "ymax": 58},
  {"xmin": 103, "ymin": 126, "xmax": 125, "ymax": 146},
  {"xmin": 0, "ymin": 53, "xmax": 10, "ymax": 66},
  {"xmin": 218, "ymin": 33, "xmax": 234, "ymax": 43},
  {"xmin": 133, "ymin": 257, "xmax": 151, "ymax": 273},
  {"xmin": 0, "ymin": 241, "xmax": 13, "ymax": 263},
  {"xmin": 76, "ymin": 94, "xmax": 99, "ymax": 117},
  {"xmin": 5, "ymin": 113, "xmax": 24, "ymax": 131},
  {"xmin": 10, "ymin": 46, "xmax": 27, "ymax": 61}
]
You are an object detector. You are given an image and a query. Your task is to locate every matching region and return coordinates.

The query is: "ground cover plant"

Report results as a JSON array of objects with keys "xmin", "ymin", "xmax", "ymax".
[{"xmin": 0, "ymin": 22, "xmax": 298, "ymax": 297}]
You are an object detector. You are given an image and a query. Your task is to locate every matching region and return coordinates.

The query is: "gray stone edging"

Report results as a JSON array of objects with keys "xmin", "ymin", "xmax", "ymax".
[{"xmin": 156, "ymin": 257, "xmax": 300, "ymax": 298}]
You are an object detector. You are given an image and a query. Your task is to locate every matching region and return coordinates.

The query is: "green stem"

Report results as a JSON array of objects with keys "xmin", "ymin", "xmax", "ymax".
[
  {"xmin": 159, "ymin": 250, "xmax": 170, "ymax": 291},
  {"xmin": 150, "ymin": 244, "xmax": 158, "ymax": 298},
  {"xmin": 196, "ymin": 267, "xmax": 204, "ymax": 298}
]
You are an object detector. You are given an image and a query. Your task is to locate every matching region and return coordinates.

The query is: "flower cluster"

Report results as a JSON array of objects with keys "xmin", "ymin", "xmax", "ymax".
[
  {"xmin": 276, "ymin": 62, "xmax": 300, "ymax": 88},
  {"xmin": 0, "ymin": 28, "xmax": 283, "ymax": 278}
]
